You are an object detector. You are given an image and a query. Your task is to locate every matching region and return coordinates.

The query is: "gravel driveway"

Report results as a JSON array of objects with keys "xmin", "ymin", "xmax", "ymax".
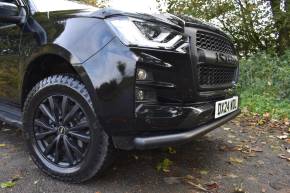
[{"xmin": 0, "ymin": 116, "xmax": 289, "ymax": 193}]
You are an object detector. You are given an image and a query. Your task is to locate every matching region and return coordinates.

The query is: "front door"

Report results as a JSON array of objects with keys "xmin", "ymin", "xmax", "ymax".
[{"xmin": 0, "ymin": 0, "xmax": 23, "ymax": 103}]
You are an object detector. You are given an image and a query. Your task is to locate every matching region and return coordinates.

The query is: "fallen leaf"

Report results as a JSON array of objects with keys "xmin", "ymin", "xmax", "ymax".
[
  {"xmin": 277, "ymin": 135, "xmax": 288, "ymax": 140},
  {"xmin": 223, "ymin": 127, "xmax": 232, "ymax": 131},
  {"xmin": 278, "ymin": 154, "xmax": 287, "ymax": 159},
  {"xmin": 0, "ymin": 144, "xmax": 6, "ymax": 147},
  {"xmin": 278, "ymin": 154, "xmax": 290, "ymax": 162},
  {"xmin": 156, "ymin": 158, "xmax": 173, "ymax": 173},
  {"xmin": 206, "ymin": 182, "xmax": 219, "ymax": 190},
  {"xmin": 200, "ymin": 170, "xmax": 209, "ymax": 175},
  {"xmin": 0, "ymin": 181, "xmax": 15, "ymax": 189},
  {"xmin": 186, "ymin": 181, "xmax": 208, "ymax": 192},
  {"xmin": 167, "ymin": 147, "xmax": 177, "ymax": 154},
  {"xmin": 226, "ymin": 173, "xmax": 239, "ymax": 178},
  {"xmin": 229, "ymin": 157, "xmax": 243, "ymax": 164}
]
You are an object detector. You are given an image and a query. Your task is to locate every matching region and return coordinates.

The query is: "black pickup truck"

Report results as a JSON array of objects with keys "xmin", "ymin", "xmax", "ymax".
[{"xmin": 0, "ymin": 0, "xmax": 240, "ymax": 183}]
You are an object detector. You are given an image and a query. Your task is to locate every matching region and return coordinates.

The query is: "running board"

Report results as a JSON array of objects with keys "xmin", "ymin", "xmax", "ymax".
[{"xmin": 0, "ymin": 102, "xmax": 22, "ymax": 128}]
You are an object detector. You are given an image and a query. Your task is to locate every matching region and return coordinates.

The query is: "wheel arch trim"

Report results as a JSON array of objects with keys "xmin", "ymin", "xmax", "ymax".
[{"xmin": 20, "ymin": 44, "xmax": 100, "ymax": 118}]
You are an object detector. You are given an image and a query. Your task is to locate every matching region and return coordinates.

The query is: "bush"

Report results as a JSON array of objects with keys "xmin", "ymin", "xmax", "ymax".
[{"xmin": 239, "ymin": 50, "xmax": 290, "ymax": 119}]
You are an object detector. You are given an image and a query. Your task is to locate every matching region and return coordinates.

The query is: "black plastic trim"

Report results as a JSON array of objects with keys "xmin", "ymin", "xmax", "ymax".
[{"xmin": 133, "ymin": 109, "xmax": 240, "ymax": 149}]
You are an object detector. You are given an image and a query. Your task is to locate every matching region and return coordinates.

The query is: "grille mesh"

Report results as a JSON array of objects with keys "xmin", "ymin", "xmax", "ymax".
[
  {"xmin": 198, "ymin": 65, "xmax": 236, "ymax": 87},
  {"xmin": 196, "ymin": 31, "xmax": 234, "ymax": 54}
]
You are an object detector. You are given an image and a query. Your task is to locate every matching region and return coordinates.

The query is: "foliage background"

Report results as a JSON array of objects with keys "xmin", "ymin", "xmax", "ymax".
[{"xmin": 239, "ymin": 51, "xmax": 290, "ymax": 119}]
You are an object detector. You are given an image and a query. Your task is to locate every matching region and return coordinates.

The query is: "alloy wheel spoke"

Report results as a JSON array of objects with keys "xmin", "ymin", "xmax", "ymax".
[
  {"xmin": 35, "ymin": 130, "xmax": 57, "ymax": 140},
  {"xmin": 63, "ymin": 104, "xmax": 80, "ymax": 124},
  {"xmin": 43, "ymin": 136, "xmax": 58, "ymax": 156},
  {"xmin": 63, "ymin": 136, "xmax": 74, "ymax": 165},
  {"xmin": 34, "ymin": 119, "xmax": 55, "ymax": 131},
  {"xmin": 61, "ymin": 96, "xmax": 68, "ymax": 120},
  {"xmin": 54, "ymin": 135, "xmax": 62, "ymax": 163},
  {"xmin": 65, "ymin": 137, "xmax": 83, "ymax": 159},
  {"xmin": 48, "ymin": 96, "xmax": 58, "ymax": 122},
  {"xmin": 68, "ymin": 131, "xmax": 90, "ymax": 143},
  {"xmin": 39, "ymin": 104, "xmax": 56, "ymax": 122},
  {"xmin": 67, "ymin": 120, "xmax": 89, "ymax": 132}
]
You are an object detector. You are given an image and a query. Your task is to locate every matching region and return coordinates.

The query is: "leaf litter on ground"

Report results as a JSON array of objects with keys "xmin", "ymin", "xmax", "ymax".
[
  {"xmin": 278, "ymin": 154, "xmax": 290, "ymax": 162},
  {"xmin": 0, "ymin": 144, "xmax": 6, "ymax": 147},
  {"xmin": 164, "ymin": 174, "xmax": 220, "ymax": 192},
  {"xmin": 229, "ymin": 157, "xmax": 244, "ymax": 164},
  {"xmin": 0, "ymin": 181, "xmax": 15, "ymax": 189},
  {"xmin": 156, "ymin": 158, "xmax": 173, "ymax": 173},
  {"xmin": 167, "ymin": 147, "xmax": 177, "ymax": 154},
  {"xmin": 0, "ymin": 172, "xmax": 22, "ymax": 189}
]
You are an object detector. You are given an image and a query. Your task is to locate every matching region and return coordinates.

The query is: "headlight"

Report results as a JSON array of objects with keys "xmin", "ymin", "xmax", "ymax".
[{"xmin": 106, "ymin": 17, "xmax": 189, "ymax": 53}]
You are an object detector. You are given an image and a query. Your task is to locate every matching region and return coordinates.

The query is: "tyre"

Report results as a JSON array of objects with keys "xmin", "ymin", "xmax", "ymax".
[{"xmin": 23, "ymin": 75, "xmax": 114, "ymax": 183}]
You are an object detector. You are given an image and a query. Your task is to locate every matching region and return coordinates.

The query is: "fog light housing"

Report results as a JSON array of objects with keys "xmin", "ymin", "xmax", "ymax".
[
  {"xmin": 136, "ymin": 89, "xmax": 145, "ymax": 101},
  {"xmin": 137, "ymin": 68, "xmax": 147, "ymax": 80}
]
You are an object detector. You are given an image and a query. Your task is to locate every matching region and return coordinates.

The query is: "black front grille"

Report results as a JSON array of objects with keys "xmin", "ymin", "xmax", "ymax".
[
  {"xmin": 198, "ymin": 65, "xmax": 236, "ymax": 88},
  {"xmin": 196, "ymin": 31, "xmax": 234, "ymax": 54}
]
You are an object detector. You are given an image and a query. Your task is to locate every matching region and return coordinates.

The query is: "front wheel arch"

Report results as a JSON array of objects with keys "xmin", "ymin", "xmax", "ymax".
[{"xmin": 21, "ymin": 48, "xmax": 99, "ymax": 115}]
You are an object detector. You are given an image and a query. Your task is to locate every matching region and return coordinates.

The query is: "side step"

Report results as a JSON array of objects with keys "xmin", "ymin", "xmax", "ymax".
[{"xmin": 0, "ymin": 102, "xmax": 22, "ymax": 128}]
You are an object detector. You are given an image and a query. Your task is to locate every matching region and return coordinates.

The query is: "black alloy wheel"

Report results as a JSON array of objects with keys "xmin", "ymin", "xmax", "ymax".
[
  {"xmin": 23, "ymin": 75, "xmax": 114, "ymax": 183},
  {"xmin": 34, "ymin": 95, "xmax": 91, "ymax": 168}
]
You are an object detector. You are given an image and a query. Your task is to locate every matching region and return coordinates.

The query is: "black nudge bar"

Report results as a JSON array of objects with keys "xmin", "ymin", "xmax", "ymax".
[{"xmin": 134, "ymin": 109, "xmax": 240, "ymax": 149}]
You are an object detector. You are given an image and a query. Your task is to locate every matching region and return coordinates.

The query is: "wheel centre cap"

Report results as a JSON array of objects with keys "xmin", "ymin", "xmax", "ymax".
[{"xmin": 58, "ymin": 126, "xmax": 67, "ymax": 135}]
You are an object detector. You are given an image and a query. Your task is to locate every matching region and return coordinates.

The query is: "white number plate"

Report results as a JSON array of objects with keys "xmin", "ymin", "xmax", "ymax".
[{"xmin": 215, "ymin": 96, "xmax": 239, "ymax": 119}]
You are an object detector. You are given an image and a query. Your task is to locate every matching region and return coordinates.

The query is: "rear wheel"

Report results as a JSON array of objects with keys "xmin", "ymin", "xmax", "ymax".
[{"xmin": 23, "ymin": 75, "xmax": 114, "ymax": 183}]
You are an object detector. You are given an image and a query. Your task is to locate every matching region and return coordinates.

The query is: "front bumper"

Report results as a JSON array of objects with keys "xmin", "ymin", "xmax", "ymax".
[
  {"xmin": 113, "ymin": 102, "xmax": 240, "ymax": 150},
  {"xmin": 134, "ymin": 109, "xmax": 240, "ymax": 149}
]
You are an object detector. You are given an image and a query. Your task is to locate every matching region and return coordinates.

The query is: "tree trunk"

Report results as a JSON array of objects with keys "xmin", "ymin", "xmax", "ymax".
[{"xmin": 269, "ymin": 0, "xmax": 290, "ymax": 54}]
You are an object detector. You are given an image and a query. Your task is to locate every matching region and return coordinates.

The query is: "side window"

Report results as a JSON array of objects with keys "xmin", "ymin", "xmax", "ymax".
[
  {"xmin": 0, "ymin": 0, "xmax": 17, "ymax": 4},
  {"xmin": 0, "ymin": 0, "xmax": 19, "ymax": 27},
  {"xmin": 0, "ymin": 0, "xmax": 19, "ymax": 17}
]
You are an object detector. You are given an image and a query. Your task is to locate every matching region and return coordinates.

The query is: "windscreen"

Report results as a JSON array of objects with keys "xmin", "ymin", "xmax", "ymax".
[{"xmin": 30, "ymin": 0, "xmax": 162, "ymax": 13}]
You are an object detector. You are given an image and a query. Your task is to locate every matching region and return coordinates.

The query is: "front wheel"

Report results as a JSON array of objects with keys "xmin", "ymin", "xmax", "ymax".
[{"xmin": 23, "ymin": 75, "xmax": 114, "ymax": 183}]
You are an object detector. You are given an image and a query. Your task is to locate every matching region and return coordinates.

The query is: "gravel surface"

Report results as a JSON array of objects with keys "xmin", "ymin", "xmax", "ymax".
[{"xmin": 0, "ymin": 116, "xmax": 289, "ymax": 193}]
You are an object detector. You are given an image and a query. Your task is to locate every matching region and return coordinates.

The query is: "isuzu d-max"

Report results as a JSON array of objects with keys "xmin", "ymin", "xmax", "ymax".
[{"xmin": 0, "ymin": 0, "xmax": 240, "ymax": 182}]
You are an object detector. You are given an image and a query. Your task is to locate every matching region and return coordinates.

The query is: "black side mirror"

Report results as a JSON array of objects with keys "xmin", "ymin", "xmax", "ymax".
[{"xmin": 0, "ymin": 2, "xmax": 24, "ymax": 24}]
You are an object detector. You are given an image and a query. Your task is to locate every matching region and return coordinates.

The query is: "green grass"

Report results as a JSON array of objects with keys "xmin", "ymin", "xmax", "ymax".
[{"xmin": 239, "ymin": 50, "xmax": 290, "ymax": 119}]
